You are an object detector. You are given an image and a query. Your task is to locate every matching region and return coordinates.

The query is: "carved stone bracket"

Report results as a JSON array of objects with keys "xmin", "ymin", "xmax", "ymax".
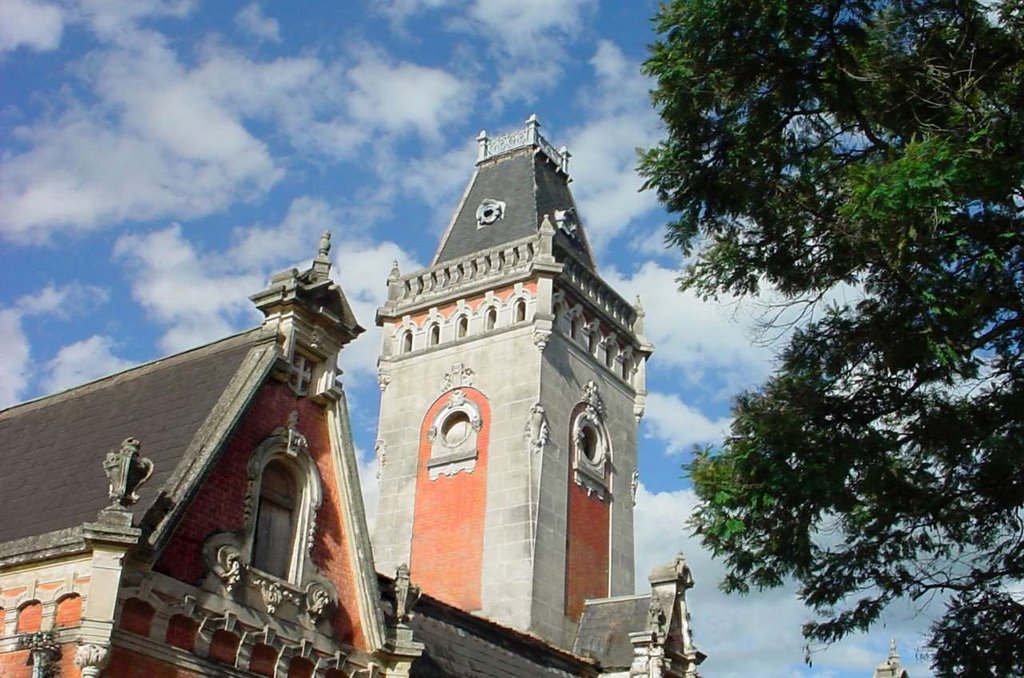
[
  {"xmin": 103, "ymin": 437, "xmax": 154, "ymax": 508},
  {"xmin": 74, "ymin": 643, "xmax": 111, "ymax": 678},
  {"xmin": 524, "ymin": 403, "xmax": 550, "ymax": 455},
  {"xmin": 393, "ymin": 564, "xmax": 421, "ymax": 625}
]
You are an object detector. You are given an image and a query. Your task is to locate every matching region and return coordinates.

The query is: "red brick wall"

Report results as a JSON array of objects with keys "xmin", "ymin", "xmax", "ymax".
[
  {"xmin": 564, "ymin": 410, "xmax": 611, "ymax": 620},
  {"xmin": 118, "ymin": 598, "xmax": 155, "ymax": 637},
  {"xmin": 54, "ymin": 594, "xmax": 83, "ymax": 628},
  {"xmin": 16, "ymin": 601, "xmax": 41, "ymax": 633},
  {"xmin": 410, "ymin": 388, "xmax": 491, "ymax": 611},
  {"xmin": 0, "ymin": 643, "xmax": 80, "ymax": 678},
  {"xmin": 107, "ymin": 646, "xmax": 203, "ymax": 678},
  {"xmin": 154, "ymin": 380, "xmax": 368, "ymax": 648}
]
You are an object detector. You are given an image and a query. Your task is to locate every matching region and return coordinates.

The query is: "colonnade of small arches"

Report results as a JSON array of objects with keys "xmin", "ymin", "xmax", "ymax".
[
  {"xmin": 0, "ymin": 594, "xmax": 82, "ymax": 636},
  {"xmin": 553, "ymin": 294, "xmax": 637, "ymax": 385},
  {"xmin": 393, "ymin": 291, "xmax": 535, "ymax": 355},
  {"xmin": 113, "ymin": 595, "xmax": 349, "ymax": 677}
]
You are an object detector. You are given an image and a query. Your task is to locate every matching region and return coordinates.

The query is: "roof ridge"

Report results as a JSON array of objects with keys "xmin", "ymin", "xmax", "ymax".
[{"xmin": 0, "ymin": 326, "xmax": 271, "ymax": 419}]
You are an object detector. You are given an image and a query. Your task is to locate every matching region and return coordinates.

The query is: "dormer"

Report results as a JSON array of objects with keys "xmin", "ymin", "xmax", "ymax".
[{"xmin": 250, "ymin": 232, "xmax": 365, "ymax": 399}]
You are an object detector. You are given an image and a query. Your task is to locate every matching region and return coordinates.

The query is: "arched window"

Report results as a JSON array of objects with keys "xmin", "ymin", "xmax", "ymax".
[
  {"xmin": 485, "ymin": 307, "xmax": 497, "ymax": 331},
  {"xmin": 588, "ymin": 329, "xmax": 598, "ymax": 354},
  {"xmin": 401, "ymin": 330, "xmax": 413, "ymax": 354},
  {"xmin": 605, "ymin": 342, "xmax": 617, "ymax": 368},
  {"xmin": 570, "ymin": 315, "xmax": 579, "ymax": 340},
  {"xmin": 253, "ymin": 460, "xmax": 297, "ymax": 579},
  {"xmin": 621, "ymin": 355, "xmax": 631, "ymax": 380},
  {"xmin": 429, "ymin": 323, "xmax": 441, "ymax": 346},
  {"xmin": 457, "ymin": 315, "xmax": 469, "ymax": 338},
  {"xmin": 514, "ymin": 299, "xmax": 527, "ymax": 323}
]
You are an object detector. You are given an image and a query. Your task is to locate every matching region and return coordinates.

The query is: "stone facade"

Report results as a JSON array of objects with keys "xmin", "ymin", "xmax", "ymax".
[{"xmin": 373, "ymin": 118, "xmax": 654, "ymax": 649}]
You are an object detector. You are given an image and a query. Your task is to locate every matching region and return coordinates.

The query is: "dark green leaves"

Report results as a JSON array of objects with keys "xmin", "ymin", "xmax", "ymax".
[{"xmin": 643, "ymin": 1, "xmax": 1024, "ymax": 675}]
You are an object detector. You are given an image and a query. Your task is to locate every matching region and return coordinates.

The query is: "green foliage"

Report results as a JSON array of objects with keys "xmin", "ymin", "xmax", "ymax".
[{"xmin": 641, "ymin": 1, "xmax": 1024, "ymax": 675}]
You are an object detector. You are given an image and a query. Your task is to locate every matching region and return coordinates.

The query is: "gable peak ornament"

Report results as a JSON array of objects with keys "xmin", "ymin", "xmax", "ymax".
[
  {"xmin": 103, "ymin": 437, "xmax": 154, "ymax": 508},
  {"xmin": 394, "ymin": 563, "xmax": 421, "ymax": 625}
]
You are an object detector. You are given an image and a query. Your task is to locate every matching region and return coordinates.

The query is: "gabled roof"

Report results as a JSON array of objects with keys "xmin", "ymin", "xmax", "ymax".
[
  {"xmin": 432, "ymin": 116, "xmax": 596, "ymax": 269},
  {"xmin": 0, "ymin": 328, "xmax": 272, "ymax": 544}
]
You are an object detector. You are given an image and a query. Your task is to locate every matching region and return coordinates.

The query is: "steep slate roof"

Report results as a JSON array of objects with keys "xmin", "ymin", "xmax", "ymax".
[
  {"xmin": 573, "ymin": 594, "xmax": 651, "ymax": 670},
  {"xmin": 0, "ymin": 329, "xmax": 265, "ymax": 543},
  {"xmin": 376, "ymin": 575, "xmax": 596, "ymax": 678},
  {"xmin": 432, "ymin": 121, "xmax": 596, "ymax": 269}
]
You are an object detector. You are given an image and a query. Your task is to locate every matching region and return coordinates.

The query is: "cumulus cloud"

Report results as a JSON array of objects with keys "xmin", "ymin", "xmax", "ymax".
[
  {"xmin": 0, "ymin": 309, "xmax": 32, "ymax": 408},
  {"xmin": 566, "ymin": 41, "xmax": 663, "ymax": 254},
  {"xmin": 380, "ymin": 0, "xmax": 595, "ymax": 101},
  {"xmin": 0, "ymin": 0, "xmax": 64, "ymax": 53},
  {"xmin": 0, "ymin": 13, "xmax": 470, "ymax": 242},
  {"xmin": 643, "ymin": 391, "xmax": 731, "ymax": 455},
  {"xmin": 235, "ymin": 3, "xmax": 280, "ymax": 42},
  {"xmin": 0, "ymin": 283, "xmax": 114, "ymax": 406},
  {"xmin": 42, "ymin": 335, "xmax": 135, "ymax": 393},
  {"xmin": 633, "ymin": 483, "xmax": 935, "ymax": 677},
  {"xmin": 113, "ymin": 198, "xmax": 421, "ymax": 378},
  {"xmin": 606, "ymin": 261, "xmax": 774, "ymax": 391}
]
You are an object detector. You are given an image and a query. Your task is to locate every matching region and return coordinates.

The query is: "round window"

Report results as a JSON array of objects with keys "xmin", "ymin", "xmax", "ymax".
[{"xmin": 441, "ymin": 411, "xmax": 472, "ymax": 447}]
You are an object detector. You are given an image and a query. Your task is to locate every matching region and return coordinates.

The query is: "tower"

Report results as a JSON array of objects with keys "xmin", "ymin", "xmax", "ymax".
[{"xmin": 372, "ymin": 116, "xmax": 653, "ymax": 648}]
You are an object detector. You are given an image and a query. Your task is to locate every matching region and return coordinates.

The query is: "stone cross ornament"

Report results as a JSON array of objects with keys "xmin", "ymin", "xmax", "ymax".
[{"xmin": 103, "ymin": 437, "xmax": 154, "ymax": 508}]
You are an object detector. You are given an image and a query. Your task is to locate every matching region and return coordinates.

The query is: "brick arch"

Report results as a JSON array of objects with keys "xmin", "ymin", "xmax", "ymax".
[
  {"xmin": 54, "ymin": 593, "xmax": 83, "ymax": 628},
  {"xmin": 410, "ymin": 387, "xmax": 491, "ymax": 611},
  {"xmin": 16, "ymin": 600, "xmax": 42, "ymax": 633},
  {"xmin": 118, "ymin": 597, "xmax": 155, "ymax": 636},
  {"xmin": 249, "ymin": 643, "xmax": 278, "ymax": 676},
  {"xmin": 165, "ymin": 614, "xmax": 199, "ymax": 652},
  {"xmin": 288, "ymin": 656, "xmax": 315, "ymax": 678},
  {"xmin": 0, "ymin": 606, "xmax": 5, "ymax": 637},
  {"xmin": 208, "ymin": 629, "xmax": 240, "ymax": 665}
]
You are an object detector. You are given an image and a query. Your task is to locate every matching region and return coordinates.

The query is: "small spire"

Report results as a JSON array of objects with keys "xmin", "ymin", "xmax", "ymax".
[
  {"xmin": 888, "ymin": 638, "xmax": 900, "ymax": 664},
  {"xmin": 477, "ymin": 129, "xmax": 488, "ymax": 162},
  {"xmin": 635, "ymin": 295, "xmax": 645, "ymax": 316},
  {"xmin": 388, "ymin": 259, "xmax": 401, "ymax": 281}
]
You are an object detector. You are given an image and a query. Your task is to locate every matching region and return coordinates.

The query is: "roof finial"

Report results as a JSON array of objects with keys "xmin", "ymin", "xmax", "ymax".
[
  {"xmin": 388, "ymin": 259, "xmax": 401, "ymax": 281},
  {"xmin": 318, "ymin": 230, "xmax": 332, "ymax": 259},
  {"xmin": 477, "ymin": 129, "xmax": 488, "ymax": 162},
  {"xmin": 888, "ymin": 638, "xmax": 900, "ymax": 664}
]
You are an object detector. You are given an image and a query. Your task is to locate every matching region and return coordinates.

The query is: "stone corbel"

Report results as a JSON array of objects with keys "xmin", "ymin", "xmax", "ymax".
[{"xmin": 74, "ymin": 643, "xmax": 110, "ymax": 678}]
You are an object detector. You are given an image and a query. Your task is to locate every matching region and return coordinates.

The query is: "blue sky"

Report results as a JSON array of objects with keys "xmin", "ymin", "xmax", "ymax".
[{"xmin": 0, "ymin": 1, "xmax": 934, "ymax": 676}]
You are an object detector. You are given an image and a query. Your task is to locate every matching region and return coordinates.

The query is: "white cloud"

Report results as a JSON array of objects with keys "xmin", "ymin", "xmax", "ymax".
[
  {"xmin": 380, "ymin": 0, "xmax": 595, "ymax": 101},
  {"xmin": 0, "ymin": 309, "xmax": 31, "ymax": 408},
  {"xmin": 114, "ymin": 224, "xmax": 263, "ymax": 353},
  {"xmin": 42, "ymin": 335, "xmax": 134, "ymax": 394},
  {"xmin": 643, "ymin": 391, "xmax": 731, "ymax": 455},
  {"xmin": 606, "ymin": 261, "xmax": 774, "ymax": 391},
  {"xmin": 567, "ymin": 41, "xmax": 663, "ymax": 253},
  {"xmin": 235, "ymin": 3, "xmax": 280, "ymax": 42},
  {"xmin": 345, "ymin": 56, "xmax": 470, "ymax": 142},
  {"xmin": 113, "ymin": 199, "xmax": 421, "ymax": 374},
  {"xmin": 633, "ymin": 484, "xmax": 935, "ymax": 677},
  {"xmin": 0, "ymin": 0, "xmax": 63, "ymax": 53}
]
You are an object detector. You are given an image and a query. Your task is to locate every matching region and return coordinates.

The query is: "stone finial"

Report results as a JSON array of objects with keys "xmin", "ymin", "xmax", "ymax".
[
  {"xmin": 388, "ymin": 259, "xmax": 401, "ymax": 281},
  {"xmin": 310, "ymin": 231, "xmax": 333, "ymax": 282},
  {"xmin": 394, "ymin": 563, "xmax": 421, "ymax": 624},
  {"xmin": 477, "ymin": 129, "xmax": 489, "ymax": 161},
  {"xmin": 103, "ymin": 437, "xmax": 154, "ymax": 508},
  {"xmin": 318, "ymin": 230, "xmax": 332, "ymax": 258}
]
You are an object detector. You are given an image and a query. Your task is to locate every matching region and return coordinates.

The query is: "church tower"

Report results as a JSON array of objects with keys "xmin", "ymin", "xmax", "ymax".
[{"xmin": 372, "ymin": 116, "xmax": 653, "ymax": 647}]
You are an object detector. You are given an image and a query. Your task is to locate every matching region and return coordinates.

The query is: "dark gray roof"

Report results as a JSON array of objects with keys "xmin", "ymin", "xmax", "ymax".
[
  {"xmin": 432, "ymin": 150, "xmax": 595, "ymax": 268},
  {"xmin": 0, "ymin": 329, "xmax": 262, "ymax": 543},
  {"xmin": 572, "ymin": 595, "xmax": 650, "ymax": 669},
  {"xmin": 374, "ymin": 575, "xmax": 595, "ymax": 678}
]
